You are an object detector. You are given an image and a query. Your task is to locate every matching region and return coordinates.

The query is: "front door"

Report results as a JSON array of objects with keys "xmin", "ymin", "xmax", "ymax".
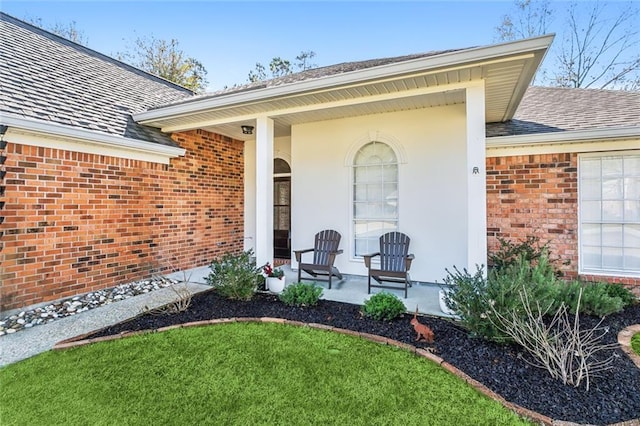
[{"xmin": 274, "ymin": 176, "xmax": 291, "ymax": 259}]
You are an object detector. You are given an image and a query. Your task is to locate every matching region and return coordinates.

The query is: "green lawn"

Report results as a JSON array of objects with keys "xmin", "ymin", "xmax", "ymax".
[
  {"xmin": 1, "ymin": 323, "xmax": 533, "ymax": 425},
  {"xmin": 633, "ymin": 332, "xmax": 640, "ymax": 356}
]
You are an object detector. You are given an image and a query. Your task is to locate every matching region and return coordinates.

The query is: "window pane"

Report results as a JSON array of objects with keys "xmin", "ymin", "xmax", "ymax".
[
  {"xmin": 625, "ymin": 248, "xmax": 640, "ymax": 271},
  {"xmin": 581, "ymin": 158, "xmax": 601, "ymax": 178},
  {"xmin": 625, "ymin": 177, "xmax": 640, "ymax": 199},
  {"xmin": 602, "ymin": 224, "xmax": 623, "ymax": 247},
  {"xmin": 625, "ymin": 224, "xmax": 640, "ymax": 248},
  {"xmin": 602, "ymin": 200, "xmax": 623, "ymax": 221},
  {"xmin": 582, "ymin": 224, "xmax": 601, "ymax": 246},
  {"xmin": 602, "ymin": 247, "xmax": 624, "ymax": 269},
  {"xmin": 582, "ymin": 245, "xmax": 601, "ymax": 269},
  {"xmin": 581, "ymin": 200, "xmax": 601, "ymax": 221},
  {"xmin": 625, "ymin": 201, "xmax": 640, "ymax": 222},
  {"xmin": 581, "ymin": 178, "xmax": 601, "ymax": 200},
  {"xmin": 624, "ymin": 156, "xmax": 640, "ymax": 176},
  {"xmin": 602, "ymin": 178, "xmax": 623, "ymax": 200},
  {"xmin": 602, "ymin": 158, "xmax": 623, "ymax": 177}
]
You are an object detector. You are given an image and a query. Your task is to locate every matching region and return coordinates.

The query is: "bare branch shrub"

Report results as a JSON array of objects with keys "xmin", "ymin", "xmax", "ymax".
[
  {"xmin": 143, "ymin": 265, "xmax": 193, "ymax": 315},
  {"xmin": 490, "ymin": 288, "xmax": 618, "ymax": 391}
]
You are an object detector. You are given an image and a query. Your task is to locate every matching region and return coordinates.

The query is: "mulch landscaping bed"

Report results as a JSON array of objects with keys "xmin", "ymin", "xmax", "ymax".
[{"xmin": 88, "ymin": 290, "xmax": 640, "ymax": 425}]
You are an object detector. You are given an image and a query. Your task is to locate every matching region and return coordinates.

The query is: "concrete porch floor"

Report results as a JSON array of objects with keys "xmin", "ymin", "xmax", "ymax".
[{"xmin": 168, "ymin": 264, "xmax": 453, "ymax": 318}]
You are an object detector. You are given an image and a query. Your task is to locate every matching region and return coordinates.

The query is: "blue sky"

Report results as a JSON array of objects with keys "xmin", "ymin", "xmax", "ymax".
[{"xmin": 0, "ymin": 1, "xmax": 615, "ymax": 91}]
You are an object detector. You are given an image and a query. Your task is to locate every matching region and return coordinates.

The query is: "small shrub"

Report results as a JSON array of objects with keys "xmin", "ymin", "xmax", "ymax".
[
  {"xmin": 559, "ymin": 281, "xmax": 624, "ymax": 317},
  {"xmin": 279, "ymin": 282, "xmax": 323, "ymax": 307},
  {"xmin": 488, "ymin": 236, "xmax": 548, "ymax": 271},
  {"xmin": 362, "ymin": 292, "xmax": 406, "ymax": 321},
  {"xmin": 442, "ymin": 252, "xmax": 561, "ymax": 342},
  {"xmin": 205, "ymin": 250, "xmax": 261, "ymax": 301},
  {"xmin": 604, "ymin": 282, "xmax": 636, "ymax": 308}
]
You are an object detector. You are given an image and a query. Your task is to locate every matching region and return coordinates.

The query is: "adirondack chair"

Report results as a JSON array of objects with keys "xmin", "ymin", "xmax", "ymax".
[
  {"xmin": 363, "ymin": 232, "xmax": 414, "ymax": 298},
  {"xmin": 294, "ymin": 230, "xmax": 344, "ymax": 289}
]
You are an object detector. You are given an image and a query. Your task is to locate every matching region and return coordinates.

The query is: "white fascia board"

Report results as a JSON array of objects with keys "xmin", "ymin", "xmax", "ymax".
[
  {"xmin": 1, "ymin": 113, "xmax": 185, "ymax": 164},
  {"xmin": 486, "ymin": 127, "xmax": 640, "ymax": 157},
  {"xmin": 134, "ymin": 35, "xmax": 554, "ymax": 124}
]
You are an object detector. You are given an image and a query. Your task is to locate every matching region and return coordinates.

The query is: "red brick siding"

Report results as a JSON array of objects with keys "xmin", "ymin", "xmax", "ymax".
[
  {"xmin": 1, "ymin": 129, "xmax": 244, "ymax": 311},
  {"xmin": 486, "ymin": 153, "xmax": 639, "ymax": 294}
]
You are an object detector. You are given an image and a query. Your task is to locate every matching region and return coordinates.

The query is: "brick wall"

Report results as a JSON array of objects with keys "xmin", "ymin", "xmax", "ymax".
[
  {"xmin": 0, "ymin": 129, "xmax": 244, "ymax": 311},
  {"xmin": 486, "ymin": 152, "xmax": 639, "ymax": 293}
]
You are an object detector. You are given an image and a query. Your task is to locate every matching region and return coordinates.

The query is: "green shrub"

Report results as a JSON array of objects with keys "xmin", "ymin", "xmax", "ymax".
[
  {"xmin": 205, "ymin": 250, "xmax": 261, "ymax": 301},
  {"xmin": 488, "ymin": 236, "xmax": 548, "ymax": 271},
  {"xmin": 362, "ymin": 292, "xmax": 406, "ymax": 321},
  {"xmin": 443, "ymin": 252, "xmax": 563, "ymax": 342},
  {"xmin": 279, "ymin": 282, "xmax": 324, "ymax": 307},
  {"xmin": 604, "ymin": 282, "xmax": 636, "ymax": 308},
  {"xmin": 559, "ymin": 281, "xmax": 624, "ymax": 316}
]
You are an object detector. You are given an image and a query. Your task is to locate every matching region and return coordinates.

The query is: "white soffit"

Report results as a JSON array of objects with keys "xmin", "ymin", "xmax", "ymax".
[{"xmin": 135, "ymin": 35, "xmax": 553, "ymax": 140}]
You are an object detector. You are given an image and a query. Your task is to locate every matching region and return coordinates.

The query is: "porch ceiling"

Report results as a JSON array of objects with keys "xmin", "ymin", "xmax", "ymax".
[{"xmin": 135, "ymin": 35, "xmax": 553, "ymax": 141}]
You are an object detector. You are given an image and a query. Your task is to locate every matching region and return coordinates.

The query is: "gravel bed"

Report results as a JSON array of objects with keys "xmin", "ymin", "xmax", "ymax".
[
  {"xmin": 0, "ymin": 279, "xmax": 176, "ymax": 336},
  {"xmin": 89, "ymin": 289, "xmax": 640, "ymax": 425}
]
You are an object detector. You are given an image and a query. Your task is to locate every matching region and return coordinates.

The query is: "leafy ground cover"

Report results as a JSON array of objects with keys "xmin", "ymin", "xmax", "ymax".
[
  {"xmin": 0, "ymin": 323, "xmax": 531, "ymax": 426},
  {"xmin": 633, "ymin": 333, "xmax": 640, "ymax": 356}
]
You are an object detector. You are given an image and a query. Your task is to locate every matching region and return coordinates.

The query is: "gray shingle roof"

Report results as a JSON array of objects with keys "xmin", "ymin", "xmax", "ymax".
[
  {"xmin": 486, "ymin": 86, "xmax": 640, "ymax": 137},
  {"xmin": 0, "ymin": 13, "xmax": 193, "ymax": 147}
]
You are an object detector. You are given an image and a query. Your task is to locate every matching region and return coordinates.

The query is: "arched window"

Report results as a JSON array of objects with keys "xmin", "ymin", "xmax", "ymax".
[{"xmin": 353, "ymin": 141, "xmax": 398, "ymax": 256}]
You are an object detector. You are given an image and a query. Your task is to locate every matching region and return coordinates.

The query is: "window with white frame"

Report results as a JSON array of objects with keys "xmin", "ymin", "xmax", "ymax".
[
  {"xmin": 353, "ymin": 141, "xmax": 398, "ymax": 257},
  {"xmin": 579, "ymin": 153, "xmax": 640, "ymax": 276}
]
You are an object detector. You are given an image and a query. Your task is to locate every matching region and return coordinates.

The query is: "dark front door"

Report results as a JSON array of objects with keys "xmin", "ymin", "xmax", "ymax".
[{"xmin": 274, "ymin": 177, "xmax": 291, "ymax": 259}]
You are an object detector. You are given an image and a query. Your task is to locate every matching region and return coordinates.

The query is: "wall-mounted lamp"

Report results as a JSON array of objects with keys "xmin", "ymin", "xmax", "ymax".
[
  {"xmin": 241, "ymin": 125, "xmax": 254, "ymax": 135},
  {"xmin": 0, "ymin": 125, "xmax": 7, "ymax": 149}
]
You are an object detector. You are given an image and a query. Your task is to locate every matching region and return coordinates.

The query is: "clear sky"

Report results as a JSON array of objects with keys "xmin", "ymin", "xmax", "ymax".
[{"xmin": 0, "ymin": 1, "xmax": 616, "ymax": 91}]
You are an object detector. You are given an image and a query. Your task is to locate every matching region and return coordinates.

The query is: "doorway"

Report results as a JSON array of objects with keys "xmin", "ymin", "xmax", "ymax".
[{"xmin": 274, "ymin": 158, "xmax": 291, "ymax": 259}]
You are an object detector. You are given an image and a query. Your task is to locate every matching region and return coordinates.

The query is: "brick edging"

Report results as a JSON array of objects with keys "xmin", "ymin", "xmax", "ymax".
[{"xmin": 55, "ymin": 318, "xmax": 640, "ymax": 426}]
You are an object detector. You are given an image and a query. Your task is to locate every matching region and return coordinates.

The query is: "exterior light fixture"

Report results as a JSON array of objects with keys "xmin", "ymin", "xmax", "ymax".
[{"xmin": 241, "ymin": 125, "xmax": 254, "ymax": 135}]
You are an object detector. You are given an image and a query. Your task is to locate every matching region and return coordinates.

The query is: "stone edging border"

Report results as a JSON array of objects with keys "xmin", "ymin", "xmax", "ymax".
[{"xmin": 53, "ymin": 318, "xmax": 640, "ymax": 426}]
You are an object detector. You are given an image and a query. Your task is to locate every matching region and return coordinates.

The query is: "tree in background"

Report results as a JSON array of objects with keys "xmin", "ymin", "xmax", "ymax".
[
  {"xmin": 28, "ymin": 17, "xmax": 88, "ymax": 46},
  {"xmin": 118, "ymin": 36, "xmax": 209, "ymax": 94},
  {"xmin": 496, "ymin": 1, "xmax": 640, "ymax": 90},
  {"xmin": 248, "ymin": 50, "xmax": 317, "ymax": 83}
]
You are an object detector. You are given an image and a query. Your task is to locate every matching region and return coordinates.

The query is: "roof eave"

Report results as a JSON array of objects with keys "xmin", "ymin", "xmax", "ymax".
[
  {"xmin": 134, "ymin": 35, "xmax": 554, "ymax": 125},
  {"xmin": 1, "ymin": 113, "xmax": 186, "ymax": 163},
  {"xmin": 487, "ymin": 126, "xmax": 640, "ymax": 146}
]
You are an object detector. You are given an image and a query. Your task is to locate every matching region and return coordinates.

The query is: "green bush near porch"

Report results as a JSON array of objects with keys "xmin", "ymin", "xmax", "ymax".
[
  {"xmin": 0, "ymin": 323, "xmax": 534, "ymax": 425},
  {"xmin": 632, "ymin": 333, "xmax": 640, "ymax": 356}
]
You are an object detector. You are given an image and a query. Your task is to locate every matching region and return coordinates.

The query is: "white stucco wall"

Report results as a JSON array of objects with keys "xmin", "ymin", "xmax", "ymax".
[{"xmin": 290, "ymin": 105, "xmax": 468, "ymax": 283}]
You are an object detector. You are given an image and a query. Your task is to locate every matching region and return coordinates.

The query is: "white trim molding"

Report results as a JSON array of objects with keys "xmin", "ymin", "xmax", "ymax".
[{"xmin": 1, "ymin": 113, "xmax": 185, "ymax": 164}]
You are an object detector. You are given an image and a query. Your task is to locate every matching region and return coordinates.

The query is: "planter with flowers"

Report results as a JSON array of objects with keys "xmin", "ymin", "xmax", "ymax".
[{"xmin": 263, "ymin": 263, "xmax": 286, "ymax": 293}]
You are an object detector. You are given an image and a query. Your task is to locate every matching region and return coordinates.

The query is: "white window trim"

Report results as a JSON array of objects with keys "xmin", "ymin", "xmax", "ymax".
[{"xmin": 578, "ymin": 150, "xmax": 640, "ymax": 278}]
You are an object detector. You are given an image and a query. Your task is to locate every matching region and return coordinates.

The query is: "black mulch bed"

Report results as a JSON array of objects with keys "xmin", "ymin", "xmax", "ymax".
[{"xmin": 89, "ymin": 290, "xmax": 640, "ymax": 425}]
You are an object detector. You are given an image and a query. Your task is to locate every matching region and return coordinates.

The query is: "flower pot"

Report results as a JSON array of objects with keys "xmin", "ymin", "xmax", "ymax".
[{"xmin": 266, "ymin": 277, "xmax": 286, "ymax": 293}]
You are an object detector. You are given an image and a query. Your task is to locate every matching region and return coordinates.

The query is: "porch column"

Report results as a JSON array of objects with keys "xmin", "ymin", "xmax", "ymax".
[
  {"xmin": 255, "ymin": 116, "xmax": 274, "ymax": 268},
  {"xmin": 465, "ymin": 82, "xmax": 487, "ymax": 272}
]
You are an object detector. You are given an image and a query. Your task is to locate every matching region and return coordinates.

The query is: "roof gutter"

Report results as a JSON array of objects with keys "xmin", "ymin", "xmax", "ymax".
[
  {"xmin": 134, "ymin": 35, "xmax": 554, "ymax": 124},
  {"xmin": 1, "ymin": 113, "xmax": 186, "ymax": 162}
]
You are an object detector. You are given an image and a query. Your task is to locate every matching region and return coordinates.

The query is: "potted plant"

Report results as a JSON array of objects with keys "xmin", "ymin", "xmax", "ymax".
[{"xmin": 263, "ymin": 263, "xmax": 286, "ymax": 293}]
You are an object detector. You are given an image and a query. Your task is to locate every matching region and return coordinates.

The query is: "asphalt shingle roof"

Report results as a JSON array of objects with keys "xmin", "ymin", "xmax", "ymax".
[
  {"xmin": 0, "ymin": 13, "xmax": 193, "ymax": 147},
  {"xmin": 486, "ymin": 86, "xmax": 640, "ymax": 137}
]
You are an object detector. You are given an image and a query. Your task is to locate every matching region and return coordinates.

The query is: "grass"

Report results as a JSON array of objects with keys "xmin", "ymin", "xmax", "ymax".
[
  {"xmin": 633, "ymin": 332, "xmax": 640, "ymax": 356},
  {"xmin": 0, "ymin": 323, "xmax": 533, "ymax": 426}
]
